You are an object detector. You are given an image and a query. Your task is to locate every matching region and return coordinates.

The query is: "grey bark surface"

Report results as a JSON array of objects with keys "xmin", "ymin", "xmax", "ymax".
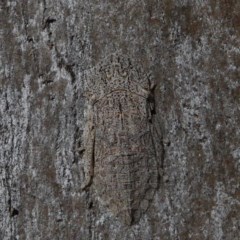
[{"xmin": 0, "ymin": 0, "xmax": 240, "ymax": 239}]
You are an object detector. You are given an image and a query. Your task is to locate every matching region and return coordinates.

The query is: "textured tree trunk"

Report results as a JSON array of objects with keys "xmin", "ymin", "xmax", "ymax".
[{"xmin": 1, "ymin": 1, "xmax": 240, "ymax": 239}]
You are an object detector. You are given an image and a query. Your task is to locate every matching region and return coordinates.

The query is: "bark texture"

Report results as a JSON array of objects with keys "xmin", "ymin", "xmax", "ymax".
[{"xmin": 1, "ymin": 0, "xmax": 240, "ymax": 239}]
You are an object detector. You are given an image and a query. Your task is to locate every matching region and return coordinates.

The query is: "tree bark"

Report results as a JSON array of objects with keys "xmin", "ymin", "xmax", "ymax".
[{"xmin": 1, "ymin": 0, "xmax": 240, "ymax": 239}]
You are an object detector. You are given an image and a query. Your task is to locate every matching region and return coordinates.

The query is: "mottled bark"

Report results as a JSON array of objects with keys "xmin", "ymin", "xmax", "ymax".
[{"xmin": 0, "ymin": 0, "xmax": 240, "ymax": 239}]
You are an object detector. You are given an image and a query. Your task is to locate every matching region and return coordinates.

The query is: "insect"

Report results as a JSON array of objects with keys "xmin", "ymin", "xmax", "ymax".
[{"xmin": 79, "ymin": 53, "xmax": 160, "ymax": 225}]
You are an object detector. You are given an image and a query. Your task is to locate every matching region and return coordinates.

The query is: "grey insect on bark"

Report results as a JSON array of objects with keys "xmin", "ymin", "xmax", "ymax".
[{"xmin": 78, "ymin": 52, "xmax": 162, "ymax": 225}]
